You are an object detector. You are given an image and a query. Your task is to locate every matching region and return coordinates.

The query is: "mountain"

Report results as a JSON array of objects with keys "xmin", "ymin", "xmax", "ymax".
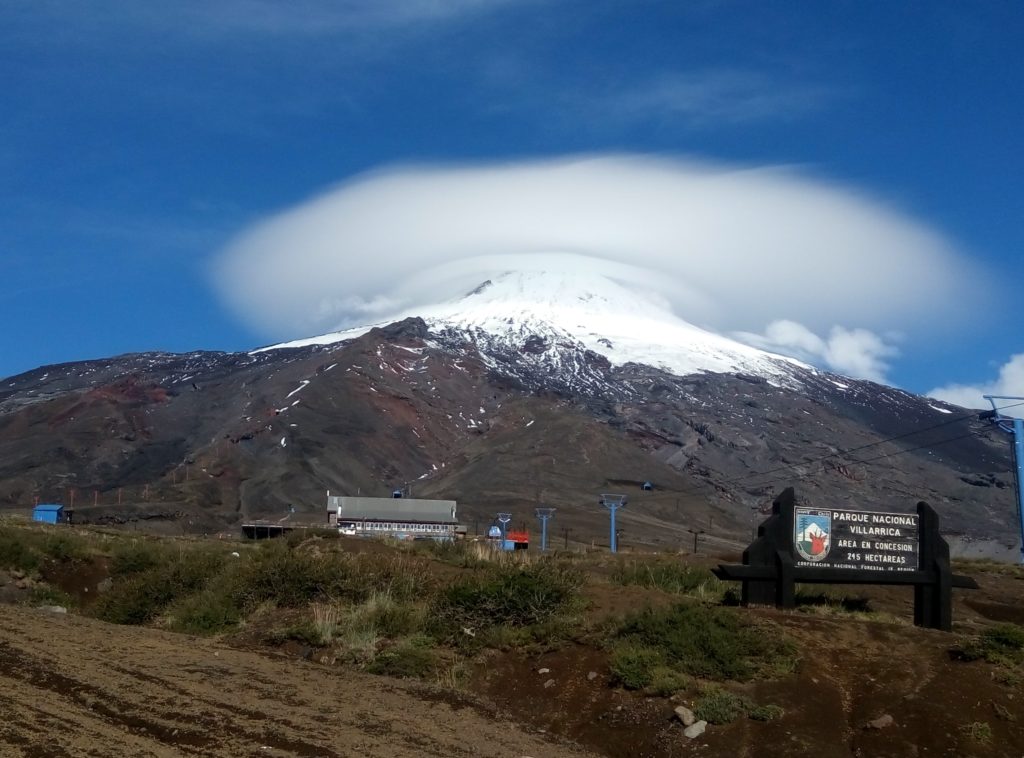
[
  {"xmin": 266, "ymin": 268, "xmax": 808, "ymax": 385},
  {"xmin": 0, "ymin": 270, "xmax": 1016, "ymax": 552}
]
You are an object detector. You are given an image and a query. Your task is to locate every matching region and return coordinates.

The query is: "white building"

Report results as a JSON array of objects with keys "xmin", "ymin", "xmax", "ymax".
[{"xmin": 326, "ymin": 495, "xmax": 459, "ymax": 541}]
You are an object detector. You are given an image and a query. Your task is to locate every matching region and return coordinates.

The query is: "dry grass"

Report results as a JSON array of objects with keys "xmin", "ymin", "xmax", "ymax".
[{"xmin": 311, "ymin": 603, "xmax": 340, "ymax": 644}]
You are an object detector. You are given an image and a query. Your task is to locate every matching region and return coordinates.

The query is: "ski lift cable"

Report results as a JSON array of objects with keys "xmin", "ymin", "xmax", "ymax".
[
  {"xmin": 666, "ymin": 400, "xmax": 1024, "ymax": 500},
  {"xmin": 720, "ymin": 400, "xmax": 1024, "ymax": 490}
]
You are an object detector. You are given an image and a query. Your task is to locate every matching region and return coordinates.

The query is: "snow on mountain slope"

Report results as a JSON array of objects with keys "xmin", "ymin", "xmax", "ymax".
[{"xmin": 258, "ymin": 269, "xmax": 812, "ymax": 384}]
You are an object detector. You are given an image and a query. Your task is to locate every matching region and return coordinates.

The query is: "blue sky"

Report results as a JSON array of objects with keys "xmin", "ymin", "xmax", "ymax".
[{"xmin": 2, "ymin": 1, "xmax": 1022, "ymax": 405}]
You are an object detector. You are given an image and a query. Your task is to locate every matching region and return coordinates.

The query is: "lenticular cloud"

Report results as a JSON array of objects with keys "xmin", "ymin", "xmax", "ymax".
[{"xmin": 213, "ymin": 154, "xmax": 979, "ymax": 348}]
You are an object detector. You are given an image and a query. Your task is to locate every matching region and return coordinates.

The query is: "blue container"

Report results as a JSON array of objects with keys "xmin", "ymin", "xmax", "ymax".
[{"xmin": 33, "ymin": 504, "xmax": 64, "ymax": 524}]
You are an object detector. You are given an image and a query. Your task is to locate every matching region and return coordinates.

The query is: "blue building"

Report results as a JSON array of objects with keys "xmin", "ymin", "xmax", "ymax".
[{"xmin": 32, "ymin": 504, "xmax": 64, "ymax": 524}]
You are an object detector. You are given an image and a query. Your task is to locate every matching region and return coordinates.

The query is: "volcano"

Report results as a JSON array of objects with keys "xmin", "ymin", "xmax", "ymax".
[{"xmin": 0, "ymin": 269, "xmax": 1016, "ymax": 554}]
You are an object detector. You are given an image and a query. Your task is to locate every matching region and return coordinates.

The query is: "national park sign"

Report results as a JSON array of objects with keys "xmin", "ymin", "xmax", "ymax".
[
  {"xmin": 793, "ymin": 506, "xmax": 919, "ymax": 571},
  {"xmin": 713, "ymin": 487, "xmax": 977, "ymax": 631}
]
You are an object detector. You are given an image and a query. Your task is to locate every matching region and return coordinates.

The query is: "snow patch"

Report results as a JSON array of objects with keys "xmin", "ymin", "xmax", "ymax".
[{"xmin": 286, "ymin": 380, "xmax": 310, "ymax": 399}]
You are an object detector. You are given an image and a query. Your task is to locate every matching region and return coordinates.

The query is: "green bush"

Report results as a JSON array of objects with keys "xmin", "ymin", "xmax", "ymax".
[
  {"xmin": 226, "ymin": 542, "xmax": 427, "ymax": 612},
  {"xmin": 610, "ymin": 602, "xmax": 797, "ymax": 682},
  {"xmin": 428, "ymin": 561, "xmax": 583, "ymax": 644},
  {"xmin": 794, "ymin": 586, "xmax": 871, "ymax": 613},
  {"xmin": 0, "ymin": 526, "xmax": 90, "ymax": 573},
  {"xmin": 608, "ymin": 645, "xmax": 662, "ymax": 689},
  {"xmin": 413, "ymin": 539, "xmax": 479, "ymax": 567},
  {"xmin": 0, "ymin": 528, "xmax": 41, "ymax": 573},
  {"xmin": 959, "ymin": 721, "xmax": 993, "ymax": 743},
  {"xmin": 26, "ymin": 584, "xmax": 74, "ymax": 608},
  {"xmin": 648, "ymin": 666, "xmax": 691, "ymax": 697},
  {"xmin": 749, "ymin": 704, "xmax": 785, "ymax": 722},
  {"xmin": 367, "ymin": 635, "xmax": 437, "ymax": 679},
  {"xmin": 957, "ymin": 623, "xmax": 1024, "ymax": 667},
  {"xmin": 93, "ymin": 548, "xmax": 227, "ymax": 625},
  {"xmin": 363, "ymin": 594, "xmax": 423, "ymax": 638},
  {"xmin": 612, "ymin": 561, "xmax": 714, "ymax": 595},
  {"xmin": 169, "ymin": 589, "xmax": 242, "ymax": 635},
  {"xmin": 285, "ymin": 528, "xmax": 339, "ymax": 548},
  {"xmin": 41, "ymin": 533, "xmax": 88, "ymax": 562},
  {"xmin": 110, "ymin": 541, "xmax": 168, "ymax": 576},
  {"xmin": 694, "ymin": 687, "xmax": 752, "ymax": 724}
]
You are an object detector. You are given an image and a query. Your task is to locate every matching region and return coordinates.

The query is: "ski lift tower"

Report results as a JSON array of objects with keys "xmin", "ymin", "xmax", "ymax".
[
  {"xmin": 600, "ymin": 494, "xmax": 628, "ymax": 554},
  {"xmin": 496, "ymin": 512, "xmax": 512, "ymax": 546},
  {"xmin": 980, "ymin": 395, "xmax": 1024, "ymax": 564},
  {"xmin": 535, "ymin": 507, "xmax": 556, "ymax": 552}
]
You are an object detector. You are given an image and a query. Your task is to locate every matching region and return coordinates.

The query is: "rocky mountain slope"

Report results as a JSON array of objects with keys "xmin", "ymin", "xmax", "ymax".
[{"xmin": 0, "ymin": 270, "xmax": 1016, "ymax": 548}]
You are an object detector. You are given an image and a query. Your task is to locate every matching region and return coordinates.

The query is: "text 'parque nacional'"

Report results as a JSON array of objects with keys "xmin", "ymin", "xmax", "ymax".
[{"xmin": 794, "ymin": 507, "xmax": 919, "ymax": 572}]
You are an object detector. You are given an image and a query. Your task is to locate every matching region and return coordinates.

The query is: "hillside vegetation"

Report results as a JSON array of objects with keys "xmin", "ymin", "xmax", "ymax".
[{"xmin": 2, "ymin": 520, "xmax": 1024, "ymax": 757}]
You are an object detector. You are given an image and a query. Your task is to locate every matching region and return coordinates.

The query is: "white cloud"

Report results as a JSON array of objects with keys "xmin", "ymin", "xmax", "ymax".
[
  {"xmin": 213, "ymin": 154, "xmax": 983, "ymax": 373},
  {"xmin": 9, "ymin": 0, "xmax": 523, "ymax": 38},
  {"xmin": 929, "ymin": 354, "xmax": 1024, "ymax": 410},
  {"xmin": 734, "ymin": 321, "xmax": 899, "ymax": 382},
  {"xmin": 598, "ymin": 70, "xmax": 832, "ymax": 127}
]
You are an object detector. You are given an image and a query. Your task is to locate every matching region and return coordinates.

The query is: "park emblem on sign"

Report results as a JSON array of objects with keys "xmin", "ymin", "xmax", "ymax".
[{"xmin": 794, "ymin": 508, "xmax": 831, "ymax": 562}]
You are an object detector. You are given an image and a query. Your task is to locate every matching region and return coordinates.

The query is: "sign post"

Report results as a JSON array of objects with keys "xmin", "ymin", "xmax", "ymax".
[{"xmin": 714, "ymin": 487, "xmax": 977, "ymax": 631}]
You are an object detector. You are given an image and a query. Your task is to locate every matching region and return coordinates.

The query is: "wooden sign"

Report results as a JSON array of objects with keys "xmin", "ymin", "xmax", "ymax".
[{"xmin": 713, "ymin": 488, "xmax": 977, "ymax": 631}]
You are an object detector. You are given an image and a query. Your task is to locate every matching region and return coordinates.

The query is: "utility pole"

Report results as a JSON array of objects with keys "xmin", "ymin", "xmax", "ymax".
[
  {"xmin": 687, "ymin": 528, "xmax": 704, "ymax": 554},
  {"xmin": 535, "ymin": 507, "xmax": 555, "ymax": 551},
  {"xmin": 600, "ymin": 494, "xmax": 628, "ymax": 554},
  {"xmin": 496, "ymin": 512, "xmax": 512, "ymax": 547},
  {"xmin": 980, "ymin": 395, "xmax": 1024, "ymax": 564}
]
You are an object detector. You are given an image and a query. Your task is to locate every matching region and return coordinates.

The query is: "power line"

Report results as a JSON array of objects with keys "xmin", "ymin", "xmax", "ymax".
[
  {"xmin": 847, "ymin": 431, "xmax": 981, "ymax": 468},
  {"xmin": 676, "ymin": 400, "xmax": 1024, "ymax": 499},
  {"xmin": 729, "ymin": 400, "xmax": 1024, "ymax": 489}
]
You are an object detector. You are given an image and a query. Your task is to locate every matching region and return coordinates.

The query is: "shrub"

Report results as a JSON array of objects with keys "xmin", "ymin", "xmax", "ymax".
[
  {"xmin": 0, "ymin": 528, "xmax": 41, "ymax": 573},
  {"xmin": 367, "ymin": 635, "xmax": 437, "ymax": 679},
  {"xmin": 795, "ymin": 586, "xmax": 871, "ymax": 613},
  {"xmin": 170, "ymin": 589, "xmax": 242, "ymax": 635},
  {"xmin": 26, "ymin": 584, "xmax": 74, "ymax": 608},
  {"xmin": 0, "ymin": 526, "xmax": 91, "ymax": 573},
  {"xmin": 749, "ymin": 704, "xmax": 785, "ymax": 722},
  {"xmin": 413, "ymin": 539, "xmax": 473, "ymax": 566},
  {"xmin": 285, "ymin": 528, "xmax": 339, "ymax": 548},
  {"xmin": 608, "ymin": 645, "xmax": 662, "ymax": 690},
  {"xmin": 226, "ymin": 543, "xmax": 428, "ymax": 612},
  {"xmin": 428, "ymin": 561, "xmax": 583, "ymax": 644},
  {"xmin": 694, "ymin": 687, "xmax": 752, "ymax": 724},
  {"xmin": 610, "ymin": 602, "xmax": 797, "ymax": 682},
  {"xmin": 355, "ymin": 591, "xmax": 422, "ymax": 638},
  {"xmin": 311, "ymin": 602, "xmax": 340, "ymax": 644},
  {"xmin": 93, "ymin": 548, "xmax": 227, "ymax": 625},
  {"xmin": 41, "ymin": 533, "xmax": 88, "ymax": 563},
  {"xmin": 612, "ymin": 561, "xmax": 715, "ymax": 596},
  {"xmin": 957, "ymin": 623, "xmax": 1024, "ymax": 667},
  {"xmin": 648, "ymin": 666, "xmax": 691, "ymax": 697},
  {"xmin": 110, "ymin": 541, "xmax": 167, "ymax": 576},
  {"xmin": 959, "ymin": 721, "xmax": 992, "ymax": 743}
]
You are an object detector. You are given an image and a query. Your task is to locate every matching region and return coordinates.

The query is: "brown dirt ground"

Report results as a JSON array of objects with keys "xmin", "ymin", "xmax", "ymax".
[
  {"xmin": 0, "ymin": 605, "xmax": 596, "ymax": 758},
  {"xmin": 470, "ymin": 571, "xmax": 1024, "ymax": 758},
  {"xmin": 4, "ymin": 544, "xmax": 1024, "ymax": 758}
]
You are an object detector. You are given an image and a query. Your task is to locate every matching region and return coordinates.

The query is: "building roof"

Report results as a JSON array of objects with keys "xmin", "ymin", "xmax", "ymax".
[
  {"xmin": 33, "ymin": 504, "xmax": 64, "ymax": 512},
  {"xmin": 328, "ymin": 496, "xmax": 457, "ymax": 524}
]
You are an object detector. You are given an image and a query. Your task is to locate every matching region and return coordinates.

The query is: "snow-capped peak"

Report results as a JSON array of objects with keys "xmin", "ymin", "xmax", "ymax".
[{"xmin": 258, "ymin": 268, "xmax": 810, "ymax": 382}]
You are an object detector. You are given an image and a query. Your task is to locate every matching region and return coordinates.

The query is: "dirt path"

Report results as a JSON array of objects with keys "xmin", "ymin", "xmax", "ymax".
[{"xmin": 0, "ymin": 606, "xmax": 595, "ymax": 758}]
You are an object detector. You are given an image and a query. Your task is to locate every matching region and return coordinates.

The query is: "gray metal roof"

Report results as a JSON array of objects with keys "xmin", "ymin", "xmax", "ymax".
[{"xmin": 328, "ymin": 496, "xmax": 457, "ymax": 524}]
